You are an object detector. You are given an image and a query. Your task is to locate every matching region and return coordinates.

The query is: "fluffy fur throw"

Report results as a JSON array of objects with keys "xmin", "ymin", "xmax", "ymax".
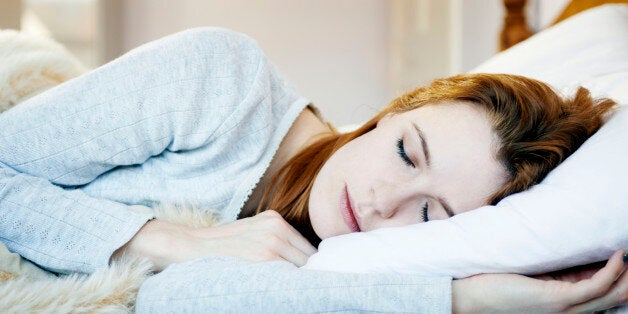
[
  {"xmin": 0, "ymin": 29, "xmax": 86, "ymax": 112},
  {"xmin": 0, "ymin": 30, "xmax": 220, "ymax": 313}
]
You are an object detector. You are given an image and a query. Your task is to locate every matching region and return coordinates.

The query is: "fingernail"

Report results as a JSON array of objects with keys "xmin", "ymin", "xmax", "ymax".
[{"xmin": 623, "ymin": 251, "xmax": 628, "ymax": 263}]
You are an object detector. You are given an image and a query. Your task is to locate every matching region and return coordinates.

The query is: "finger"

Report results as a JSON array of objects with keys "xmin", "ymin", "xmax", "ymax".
[
  {"xmin": 271, "ymin": 236, "xmax": 311, "ymax": 267},
  {"xmin": 566, "ymin": 251, "xmax": 628, "ymax": 313},
  {"xmin": 259, "ymin": 210, "xmax": 317, "ymax": 256},
  {"xmin": 283, "ymin": 222, "xmax": 318, "ymax": 256},
  {"xmin": 567, "ymin": 274, "xmax": 628, "ymax": 313},
  {"xmin": 565, "ymin": 250, "xmax": 627, "ymax": 306}
]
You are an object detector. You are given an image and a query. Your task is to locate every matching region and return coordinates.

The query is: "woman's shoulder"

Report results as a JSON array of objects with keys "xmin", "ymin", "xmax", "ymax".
[
  {"xmin": 125, "ymin": 27, "xmax": 264, "ymax": 71},
  {"xmin": 162, "ymin": 27, "xmax": 262, "ymax": 56}
]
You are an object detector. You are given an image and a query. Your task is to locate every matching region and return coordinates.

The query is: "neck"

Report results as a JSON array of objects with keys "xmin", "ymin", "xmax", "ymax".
[{"xmin": 241, "ymin": 106, "xmax": 333, "ymax": 218}]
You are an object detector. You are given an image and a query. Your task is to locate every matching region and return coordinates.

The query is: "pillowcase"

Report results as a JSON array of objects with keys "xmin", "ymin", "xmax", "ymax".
[{"xmin": 303, "ymin": 4, "xmax": 628, "ymax": 278}]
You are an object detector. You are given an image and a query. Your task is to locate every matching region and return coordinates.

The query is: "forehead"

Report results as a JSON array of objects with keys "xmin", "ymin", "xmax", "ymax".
[{"xmin": 402, "ymin": 102, "xmax": 507, "ymax": 211}]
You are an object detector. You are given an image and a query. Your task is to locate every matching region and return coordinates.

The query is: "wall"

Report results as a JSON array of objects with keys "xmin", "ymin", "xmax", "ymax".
[
  {"xmin": 389, "ymin": 0, "xmax": 453, "ymax": 95},
  {"xmin": 454, "ymin": 0, "xmax": 570, "ymax": 73},
  {"xmin": 0, "ymin": 0, "xmax": 21, "ymax": 29},
  {"xmin": 459, "ymin": 0, "xmax": 502, "ymax": 72},
  {"xmin": 14, "ymin": 0, "xmax": 573, "ymax": 126},
  {"xmin": 119, "ymin": 0, "xmax": 391, "ymax": 126}
]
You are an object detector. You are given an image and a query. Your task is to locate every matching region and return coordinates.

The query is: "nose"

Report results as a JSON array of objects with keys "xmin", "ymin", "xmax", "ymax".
[{"xmin": 368, "ymin": 183, "xmax": 422, "ymax": 219}]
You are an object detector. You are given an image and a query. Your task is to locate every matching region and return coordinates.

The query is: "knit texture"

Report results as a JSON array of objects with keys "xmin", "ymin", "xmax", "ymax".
[
  {"xmin": 137, "ymin": 256, "xmax": 452, "ymax": 313},
  {"xmin": 0, "ymin": 27, "xmax": 308, "ymax": 274}
]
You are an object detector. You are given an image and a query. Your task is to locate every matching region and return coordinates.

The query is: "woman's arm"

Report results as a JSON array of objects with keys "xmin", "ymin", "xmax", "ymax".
[
  {"xmin": 452, "ymin": 249, "xmax": 628, "ymax": 313},
  {"xmin": 136, "ymin": 255, "xmax": 453, "ymax": 313},
  {"xmin": 0, "ymin": 164, "xmax": 152, "ymax": 274},
  {"xmin": 135, "ymin": 250, "xmax": 627, "ymax": 313},
  {"xmin": 0, "ymin": 27, "xmax": 291, "ymax": 274}
]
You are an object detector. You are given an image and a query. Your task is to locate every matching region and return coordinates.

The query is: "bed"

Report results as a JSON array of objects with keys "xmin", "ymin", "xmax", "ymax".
[
  {"xmin": 500, "ymin": 0, "xmax": 628, "ymax": 50},
  {"xmin": 1, "ymin": 0, "xmax": 627, "ymax": 312}
]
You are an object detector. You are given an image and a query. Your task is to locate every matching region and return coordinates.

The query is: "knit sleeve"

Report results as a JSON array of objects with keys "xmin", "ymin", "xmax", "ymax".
[
  {"xmin": 0, "ymin": 28, "xmax": 269, "ymax": 274},
  {"xmin": 136, "ymin": 256, "xmax": 453, "ymax": 313}
]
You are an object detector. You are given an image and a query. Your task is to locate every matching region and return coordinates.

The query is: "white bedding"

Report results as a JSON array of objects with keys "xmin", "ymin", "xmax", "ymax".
[{"xmin": 303, "ymin": 4, "xmax": 628, "ymax": 278}]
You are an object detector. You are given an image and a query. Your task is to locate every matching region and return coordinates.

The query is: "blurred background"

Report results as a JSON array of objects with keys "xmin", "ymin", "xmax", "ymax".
[{"xmin": 0, "ymin": 0, "xmax": 569, "ymax": 126}]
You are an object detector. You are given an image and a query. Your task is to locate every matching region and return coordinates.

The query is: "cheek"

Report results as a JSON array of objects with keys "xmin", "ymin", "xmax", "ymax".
[
  {"xmin": 398, "ymin": 208, "xmax": 420, "ymax": 224},
  {"xmin": 342, "ymin": 133, "xmax": 389, "ymax": 167},
  {"xmin": 319, "ymin": 139, "xmax": 366, "ymax": 178},
  {"xmin": 330, "ymin": 133, "xmax": 401, "ymax": 192},
  {"xmin": 373, "ymin": 210, "xmax": 421, "ymax": 229},
  {"xmin": 307, "ymin": 149, "xmax": 346, "ymax": 238}
]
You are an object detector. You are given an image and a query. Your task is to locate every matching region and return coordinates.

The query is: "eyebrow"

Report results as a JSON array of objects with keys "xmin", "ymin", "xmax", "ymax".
[
  {"xmin": 412, "ymin": 122, "xmax": 455, "ymax": 218},
  {"xmin": 437, "ymin": 196, "xmax": 456, "ymax": 218},
  {"xmin": 411, "ymin": 122, "xmax": 431, "ymax": 168}
]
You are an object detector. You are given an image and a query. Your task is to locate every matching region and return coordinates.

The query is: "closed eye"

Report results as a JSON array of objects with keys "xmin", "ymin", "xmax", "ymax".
[{"xmin": 397, "ymin": 138, "xmax": 415, "ymax": 168}]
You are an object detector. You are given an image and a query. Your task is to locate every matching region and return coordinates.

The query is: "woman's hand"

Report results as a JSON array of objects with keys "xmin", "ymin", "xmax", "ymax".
[
  {"xmin": 452, "ymin": 249, "xmax": 628, "ymax": 313},
  {"xmin": 114, "ymin": 210, "xmax": 317, "ymax": 271}
]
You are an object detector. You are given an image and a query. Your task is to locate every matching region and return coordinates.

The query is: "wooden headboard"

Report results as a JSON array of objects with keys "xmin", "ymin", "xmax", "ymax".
[{"xmin": 500, "ymin": 0, "xmax": 628, "ymax": 51}]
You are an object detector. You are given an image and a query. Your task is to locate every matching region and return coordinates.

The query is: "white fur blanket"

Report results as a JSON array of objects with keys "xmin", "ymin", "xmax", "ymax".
[
  {"xmin": 0, "ymin": 29, "xmax": 85, "ymax": 112},
  {"xmin": 0, "ymin": 30, "xmax": 219, "ymax": 313}
]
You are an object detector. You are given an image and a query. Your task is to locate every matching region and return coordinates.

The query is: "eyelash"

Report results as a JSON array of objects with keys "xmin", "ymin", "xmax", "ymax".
[
  {"xmin": 396, "ymin": 138, "xmax": 415, "ymax": 168},
  {"xmin": 422, "ymin": 203, "xmax": 429, "ymax": 222}
]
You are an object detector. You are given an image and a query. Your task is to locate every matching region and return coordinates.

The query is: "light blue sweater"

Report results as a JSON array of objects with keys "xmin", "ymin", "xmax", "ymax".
[{"xmin": 0, "ymin": 28, "xmax": 451, "ymax": 312}]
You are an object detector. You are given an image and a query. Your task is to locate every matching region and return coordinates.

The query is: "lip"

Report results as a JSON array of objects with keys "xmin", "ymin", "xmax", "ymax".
[{"xmin": 340, "ymin": 184, "xmax": 361, "ymax": 232}]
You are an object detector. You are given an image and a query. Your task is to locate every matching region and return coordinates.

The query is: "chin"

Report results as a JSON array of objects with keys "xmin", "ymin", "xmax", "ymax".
[
  {"xmin": 308, "ymin": 208, "xmax": 339, "ymax": 240},
  {"xmin": 313, "ymin": 220, "xmax": 347, "ymax": 240},
  {"xmin": 309, "ymin": 170, "xmax": 346, "ymax": 240},
  {"xmin": 308, "ymin": 211, "xmax": 329, "ymax": 240}
]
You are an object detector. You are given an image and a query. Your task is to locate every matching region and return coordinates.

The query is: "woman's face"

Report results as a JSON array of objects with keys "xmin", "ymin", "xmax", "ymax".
[{"xmin": 309, "ymin": 101, "xmax": 509, "ymax": 239}]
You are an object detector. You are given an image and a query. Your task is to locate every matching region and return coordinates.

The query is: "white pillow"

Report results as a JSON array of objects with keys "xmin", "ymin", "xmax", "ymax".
[
  {"xmin": 470, "ymin": 4, "xmax": 628, "ymax": 104},
  {"xmin": 303, "ymin": 4, "xmax": 628, "ymax": 278}
]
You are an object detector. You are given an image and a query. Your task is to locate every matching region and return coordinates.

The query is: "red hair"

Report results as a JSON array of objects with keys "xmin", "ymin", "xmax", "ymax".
[{"xmin": 257, "ymin": 74, "xmax": 617, "ymax": 246}]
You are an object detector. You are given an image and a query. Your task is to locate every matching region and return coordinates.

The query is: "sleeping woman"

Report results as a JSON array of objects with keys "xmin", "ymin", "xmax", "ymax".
[{"xmin": 0, "ymin": 28, "xmax": 625, "ymax": 312}]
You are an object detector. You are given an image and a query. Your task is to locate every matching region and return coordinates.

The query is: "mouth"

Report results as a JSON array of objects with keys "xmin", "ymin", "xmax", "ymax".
[{"xmin": 340, "ymin": 184, "xmax": 361, "ymax": 232}]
